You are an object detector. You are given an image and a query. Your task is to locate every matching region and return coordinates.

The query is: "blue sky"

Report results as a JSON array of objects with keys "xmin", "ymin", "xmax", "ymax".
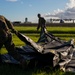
[{"xmin": 0, "ymin": 0, "xmax": 74, "ymax": 23}]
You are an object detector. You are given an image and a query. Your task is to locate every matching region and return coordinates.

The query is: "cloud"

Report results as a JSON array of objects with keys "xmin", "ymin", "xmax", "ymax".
[
  {"xmin": 45, "ymin": 0, "xmax": 75, "ymax": 19},
  {"xmin": 66, "ymin": 0, "xmax": 75, "ymax": 8},
  {"xmin": 6, "ymin": 0, "xmax": 24, "ymax": 4},
  {"xmin": 6, "ymin": 0, "xmax": 18, "ymax": 2}
]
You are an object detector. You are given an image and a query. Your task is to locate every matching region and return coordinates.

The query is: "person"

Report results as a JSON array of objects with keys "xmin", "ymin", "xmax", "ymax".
[
  {"xmin": 0, "ymin": 15, "xmax": 26, "ymax": 68},
  {"xmin": 37, "ymin": 13, "xmax": 47, "ymax": 42},
  {"xmin": 37, "ymin": 13, "xmax": 46, "ymax": 33}
]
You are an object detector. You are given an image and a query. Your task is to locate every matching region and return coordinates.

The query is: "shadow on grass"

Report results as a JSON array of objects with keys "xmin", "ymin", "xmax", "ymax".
[
  {"xmin": 64, "ymin": 72, "xmax": 75, "ymax": 75},
  {"xmin": 15, "ymin": 30, "xmax": 75, "ymax": 34},
  {"xmin": 0, "ymin": 63, "xmax": 34, "ymax": 75},
  {"xmin": 0, "ymin": 63, "xmax": 74, "ymax": 75},
  {"xmin": 0, "ymin": 63, "xmax": 55, "ymax": 75}
]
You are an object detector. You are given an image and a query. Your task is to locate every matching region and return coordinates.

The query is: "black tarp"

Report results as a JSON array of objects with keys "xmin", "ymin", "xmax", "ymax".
[{"xmin": 0, "ymin": 28, "xmax": 75, "ymax": 72}]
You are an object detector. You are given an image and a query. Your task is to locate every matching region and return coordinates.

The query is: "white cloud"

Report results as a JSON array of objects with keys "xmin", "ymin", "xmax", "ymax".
[
  {"xmin": 6, "ymin": 0, "xmax": 24, "ymax": 4},
  {"xmin": 66, "ymin": 0, "xmax": 75, "ymax": 8},
  {"xmin": 45, "ymin": 0, "xmax": 75, "ymax": 19},
  {"xmin": 6, "ymin": 0, "xmax": 18, "ymax": 2}
]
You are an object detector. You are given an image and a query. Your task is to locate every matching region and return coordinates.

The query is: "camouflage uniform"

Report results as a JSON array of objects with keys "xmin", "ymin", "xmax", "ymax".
[
  {"xmin": 37, "ymin": 16, "xmax": 46, "ymax": 32},
  {"xmin": 37, "ymin": 14, "xmax": 47, "ymax": 42},
  {"xmin": 0, "ymin": 15, "xmax": 24, "ymax": 62}
]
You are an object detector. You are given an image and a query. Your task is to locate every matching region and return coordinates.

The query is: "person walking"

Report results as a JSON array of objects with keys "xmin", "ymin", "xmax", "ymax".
[
  {"xmin": 37, "ymin": 13, "xmax": 47, "ymax": 42},
  {"xmin": 37, "ymin": 13, "xmax": 46, "ymax": 32}
]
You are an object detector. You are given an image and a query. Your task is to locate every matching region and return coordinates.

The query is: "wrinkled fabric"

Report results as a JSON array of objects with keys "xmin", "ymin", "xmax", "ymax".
[{"xmin": 0, "ymin": 28, "xmax": 75, "ymax": 72}]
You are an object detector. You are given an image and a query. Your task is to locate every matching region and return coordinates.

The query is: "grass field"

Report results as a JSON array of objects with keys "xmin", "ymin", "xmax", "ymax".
[{"xmin": 0, "ymin": 26, "xmax": 75, "ymax": 75}]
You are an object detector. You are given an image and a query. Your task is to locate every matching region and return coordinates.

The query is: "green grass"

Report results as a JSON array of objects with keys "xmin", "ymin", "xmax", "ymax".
[
  {"xmin": 14, "ymin": 26, "xmax": 75, "ymax": 34},
  {"xmin": 14, "ymin": 26, "xmax": 75, "ymax": 32},
  {"xmin": 1, "ymin": 26, "xmax": 75, "ymax": 75}
]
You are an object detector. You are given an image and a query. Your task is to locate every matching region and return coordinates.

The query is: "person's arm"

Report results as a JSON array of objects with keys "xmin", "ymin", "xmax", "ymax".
[
  {"xmin": 37, "ymin": 24, "xmax": 40, "ymax": 31},
  {"xmin": 5, "ymin": 17, "xmax": 14, "ymax": 30},
  {"xmin": 37, "ymin": 19, "xmax": 41, "ymax": 31}
]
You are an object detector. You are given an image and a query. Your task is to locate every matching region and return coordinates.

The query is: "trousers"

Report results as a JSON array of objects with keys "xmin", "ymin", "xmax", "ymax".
[{"xmin": 0, "ymin": 30, "xmax": 23, "ymax": 62}]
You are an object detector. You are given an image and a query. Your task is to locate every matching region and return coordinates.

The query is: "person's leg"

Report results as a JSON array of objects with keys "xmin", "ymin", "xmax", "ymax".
[
  {"xmin": 37, "ymin": 27, "xmax": 48, "ymax": 43},
  {"xmin": 4, "ymin": 33, "xmax": 24, "ymax": 61},
  {"xmin": 4, "ymin": 33, "xmax": 27, "ymax": 68},
  {"xmin": 0, "ymin": 32, "xmax": 7, "ymax": 63},
  {"xmin": 0, "ymin": 43, "xmax": 4, "ymax": 63}
]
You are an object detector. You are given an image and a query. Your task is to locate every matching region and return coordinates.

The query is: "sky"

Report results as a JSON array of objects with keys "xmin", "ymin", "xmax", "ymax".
[{"xmin": 0, "ymin": 0, "xmax": 75, "ymax": 23}]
